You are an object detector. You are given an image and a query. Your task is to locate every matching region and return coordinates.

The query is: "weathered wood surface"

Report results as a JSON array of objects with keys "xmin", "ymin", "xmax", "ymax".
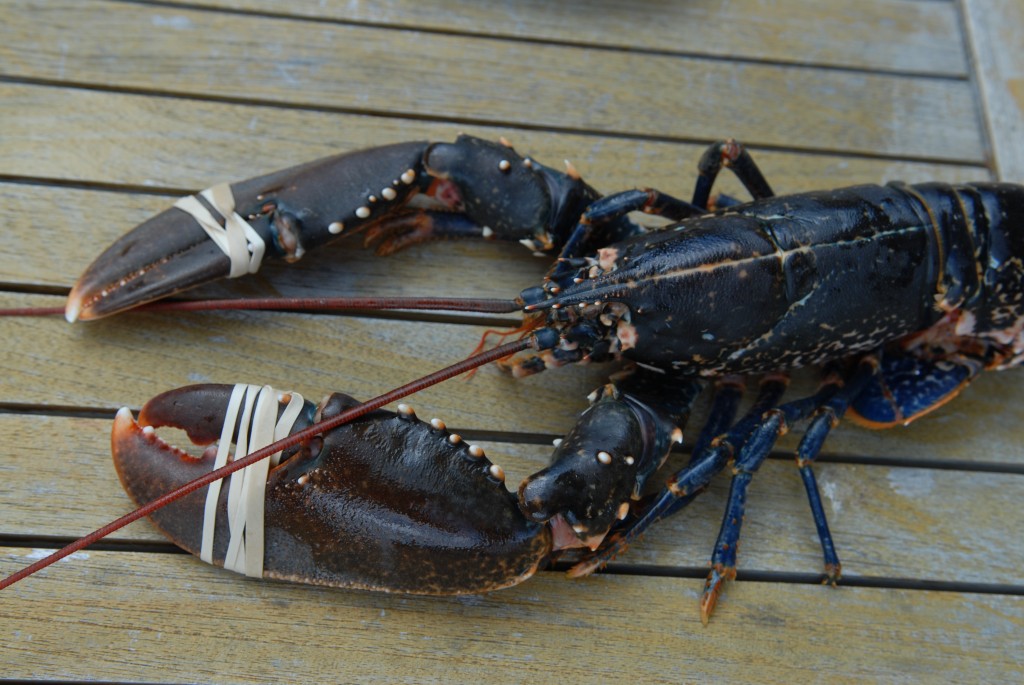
[
  {"xmin": 1, "ymin": 1, "xmax": 1022, "ymax": 683},
  {"xmin": 964, "ymin": 0, "xmax": 1024, "ymax": 181},
  {"xmin": 0, "ymin": 0, "xmax": 985, "ymax": 161}
]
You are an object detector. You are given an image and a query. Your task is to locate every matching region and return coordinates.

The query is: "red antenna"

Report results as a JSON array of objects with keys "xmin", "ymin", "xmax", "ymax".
[{"xmin": 0, "ymin": 295, "xmax": 521, "ymax": 319}]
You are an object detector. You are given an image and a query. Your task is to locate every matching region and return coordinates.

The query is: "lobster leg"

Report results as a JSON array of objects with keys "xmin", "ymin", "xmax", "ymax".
[
  {"xmin": 699, "ymin": 374, "xmax": 850, "ymax": 623},
  {"xmin": 544, "ymin": 138, "xmax": 773, "ymax": 288},
  {"xmin": 794, "ymin": 357, "xmax": 881, "ymax": 584},
  {"xmin": 363, "ymin": 211, "xmax": 486, "ymax": 255},
  {"xmin": 691, "ymin": 138, "xmax": 775, "ymax": 210},
  {"xmin": 658, "ymin": 377, "xmax": 746, "ymax": 521},
  {"xmin": 544, "ymin": 188, "xmax": 705, "ymax": 284},
  {"xmin": 698, "ymin": 358, "xmax": 885, "ymax": 620}
]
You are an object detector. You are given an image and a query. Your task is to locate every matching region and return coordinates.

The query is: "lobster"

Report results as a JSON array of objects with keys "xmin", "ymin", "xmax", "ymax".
[{"xmin": 4, "ymin": 135, "xmax": 1023, "ymax": 624}]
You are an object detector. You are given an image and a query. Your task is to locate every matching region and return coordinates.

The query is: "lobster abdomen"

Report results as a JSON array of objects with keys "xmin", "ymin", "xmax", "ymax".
[{"xmin": 912, "ymin": 183, "xmax": 1024, "ymax": 366}]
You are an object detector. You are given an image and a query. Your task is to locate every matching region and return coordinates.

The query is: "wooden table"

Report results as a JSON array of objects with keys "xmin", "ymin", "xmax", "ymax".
[{"xmin": 2, "ymin": 1, "xmax": 1022, "ymax": 682}]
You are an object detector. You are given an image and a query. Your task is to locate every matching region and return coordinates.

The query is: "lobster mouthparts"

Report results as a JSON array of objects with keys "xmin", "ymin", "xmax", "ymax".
[{"xmin": 112, "ymin": 384, "xmax": 552, "ymax": 594}]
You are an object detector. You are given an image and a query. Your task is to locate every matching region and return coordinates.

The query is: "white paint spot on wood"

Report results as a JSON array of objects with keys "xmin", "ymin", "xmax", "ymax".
[
  {"xmin": 887, "ymin": 469, "xmax": 935, "ymax": 498},
  {"xmin": 819, "ymin": 475, "xmax": 842, "ymax": 514},
  {"xmin": 152, "ymin": 15, "xmax": 193, "ymax": 30},
  {"xmin": 25, "ymin": 549, "xmax": 89, "ymax": 562}
]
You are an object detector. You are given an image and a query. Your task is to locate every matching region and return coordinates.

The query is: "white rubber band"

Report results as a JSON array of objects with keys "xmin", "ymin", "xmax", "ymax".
[
  {"xmin": 200, "ymin": 384, "xmax": 247, "ymax": 564},
  {"xmin": 200, "ymin": 383, "xmax": 305, "ymax": 577},
  {"xmin": 174, "ymin": 183, "xmax": 266, "ymax": 278}
]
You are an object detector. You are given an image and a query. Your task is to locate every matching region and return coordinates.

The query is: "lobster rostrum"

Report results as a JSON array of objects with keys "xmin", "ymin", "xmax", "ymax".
[{"xmin": 7, "ymin": 135, "xmax": 1024, "ymax": 624}]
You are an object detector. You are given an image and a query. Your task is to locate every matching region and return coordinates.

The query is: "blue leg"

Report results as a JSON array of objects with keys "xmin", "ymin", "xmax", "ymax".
[
  {"xmin": 699, "ymin": 378, "xmax": 843, "ymax": 622},
  {"xmin": 794, "ymin": 358, "xmax": 880, "ymax": 585}
]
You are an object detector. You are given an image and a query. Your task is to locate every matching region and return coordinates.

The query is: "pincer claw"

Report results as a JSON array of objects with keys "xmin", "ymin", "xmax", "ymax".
[
  {"xmin": 68, "ymin": 136, "xmax": 601, "ymax": 320},
  {"xmin": 68, "ymin": 142, "xmax": 432, "ymax": 321},
  {"xmin": 112, "ymin": 383, "xmax": 552, "ymax": 594}
]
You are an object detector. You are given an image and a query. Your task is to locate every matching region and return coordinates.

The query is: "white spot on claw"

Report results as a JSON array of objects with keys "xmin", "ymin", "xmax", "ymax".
[
  {"xmin": 356, "ymin": 206, "xmax": 371, "ymax": 219},
  {"xmin": 328, "ymin": 221, "xmax": 344, "ymax": 234},
  {"xmin": 382, "ymin": 187, "xmax": 397, "ymax": 201},
  {"xmin": 401, "ymin": 169, "xmax": 416, "ymax": 184},
  {"xmin": 597, "ymin": 450, "xmax": 612, "ymax": 465}
]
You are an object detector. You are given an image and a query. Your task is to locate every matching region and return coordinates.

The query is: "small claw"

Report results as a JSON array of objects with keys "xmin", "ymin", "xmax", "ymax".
[{"xmin": 699, "ymin": 564, "xmax": 736, "ymax": 625}]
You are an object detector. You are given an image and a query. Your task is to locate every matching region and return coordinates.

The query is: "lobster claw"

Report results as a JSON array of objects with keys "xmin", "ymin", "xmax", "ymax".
[
  {"xmin": 67, "ymin": 135, "xmax": 600, "ymax": 321},
  {"xmin": 67, "ymin": 142, "xmax": 431, "ymax": 321},
  {"xmin": 112, "ymin": 383, "xmax": 552, "ymax": 594}
]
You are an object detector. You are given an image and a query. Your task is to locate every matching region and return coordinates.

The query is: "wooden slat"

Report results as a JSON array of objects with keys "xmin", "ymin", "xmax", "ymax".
[
  {"xmin": 0, "ymin": 293, "xmax": 608, "ymax": 434},
  {"xmin": 175, "ymin": 0, "xmax": 968, "ymax": 76},
  {"xmin": 1, "ymin": 414, "xmax": 1021, "ymax": 584},
  {"xmin": 964, "ymin": 0, "xmax": 1024, "ymax": 181},
  {"xmin": 0, "ymin": 82, "xmax": 990, "ymax": 195},
  {"xmin": 4, "ymin": 284, "xmax": 1024, "ymax": 465},
  {"xmin": 0, "ymin": 1, "xmax": 985, "ymax": 161},
  {"xmin": 2, "ymin": 549, "xmax": 1021, "ymax": 684}
]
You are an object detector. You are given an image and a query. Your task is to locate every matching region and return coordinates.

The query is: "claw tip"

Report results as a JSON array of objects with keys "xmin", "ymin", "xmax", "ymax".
[{"xmin": 64, "ymin": 298, "xmax": 81, "ymax": 324}]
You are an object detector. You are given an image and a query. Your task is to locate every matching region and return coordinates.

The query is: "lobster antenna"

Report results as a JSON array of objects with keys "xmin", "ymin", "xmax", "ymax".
[
  {"xmin": 0, "ymin": 335, "xmax": 537, "ymax": 591},
  {"xmin": 0, "ymin": 296, "xmax": 522, "ymax": 319}
]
